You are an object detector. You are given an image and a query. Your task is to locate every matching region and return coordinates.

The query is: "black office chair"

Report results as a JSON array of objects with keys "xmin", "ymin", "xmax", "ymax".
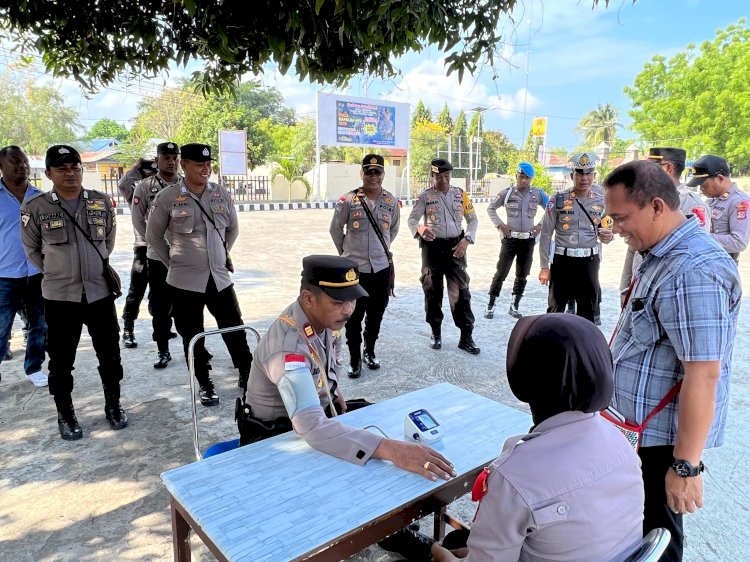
[{"xmin": 622, "ymin": 528, "xmax": 671, "ymax": 562}]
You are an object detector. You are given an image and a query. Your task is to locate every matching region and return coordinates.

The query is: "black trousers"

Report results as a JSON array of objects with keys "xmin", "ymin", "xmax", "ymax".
[
  {"xmin": 345, "ymin": 268, "xmax": 390, "ymax": 360},
  {"xmin": 122, "ymin": 246, "xmax": 149, "ymax": 323},
  {"xmin": 170, "ymin": 275, "xmax": 252, "ymax": 382},
  {"xmin": 420, "ymin": 238, "xmax": 475, "ymax": 331},
  {"xmin": 639, "ymin": 445, "xmax": 684, "ymax": 561},
  {"xmin": 547, "ymin": 253, "xmax": 600, "ymax": 322},
  {"xmin": 146, "ymin": 258, "xmax": 173, "ymax": 349},
  {"xmin": 45, "ymin": 296, "xmax": 123, "ymax": 398},
  {"xmin": 489, "ymin": 237, "xmax": 535, "ymax": 300}
]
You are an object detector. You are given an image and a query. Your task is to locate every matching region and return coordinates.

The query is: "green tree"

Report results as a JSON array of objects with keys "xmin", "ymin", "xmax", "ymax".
[
  {"xmin": 0, "ymin": 77, "xmax": 80, "ymax": 154},
  {"xmin": 436, "ymin": 104, "xmax": 454, "ymax": 134},
  {"xmin": 411, "ymin": 100, "xmax": 433, "ymax": 127},
  {"xmin": 483, "ymin": 130, "xmax": 517, "ymax": 175},
  {"xmin": 467, "ymin": 112, "xmax": 484, "ymax": 140},
  {"xmin": 83, "ymin": 118, "xmax": 129, "ymax": 141},
  {"xmin": 454, "ymin": 111, "xmax": 468, "ymax": 141},
  {"xmin": 271, "ymin": 157, "xmax": 312, "ymax": 202},
  {"xmin": 576, "ymin": 103, "xmax": 621, "ymax": 147},
  {"xmin": 625, "ymin": 19, "xmax": 750, "ymax": 172},
  {"xmin": 410, "ymin": 121, "xmax": 448, "ymax": 183},
  {"xmin": 0, "ymin": 2, "xmax": 624, "ymax": 95}
]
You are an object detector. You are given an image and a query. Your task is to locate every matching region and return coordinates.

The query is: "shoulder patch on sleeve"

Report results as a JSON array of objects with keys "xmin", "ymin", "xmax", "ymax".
[
  {"xmin": 462, "ymin": 191, "xmax": 475, "ymax": 213},
  {"xmin": 21, "ymin": 210, "xmax": 31, "ymax": 227},
  {"xmin": 284, "ymin": 353, "xmax": 307, "ymax": 370}
]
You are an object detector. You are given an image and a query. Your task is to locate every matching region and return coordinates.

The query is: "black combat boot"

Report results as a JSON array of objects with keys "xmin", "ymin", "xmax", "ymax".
[
  {"xmin": 198, "ymin": 374, "xmax": 219, "ymax": 406},
  {"xmin": 363, "ymin": 343, "xmax": 381, "ymax": 370},
  {"xmin": 458, "ymin": 329, "xmax": 481, "ymax": 355},
  {"xmin": 154, "ymin": 341, "xmax": 171, "ymax": 369},
  {"xmin": 484, "ymin": 294, "xmax": 497, "ymax": 319},
  {"xmin": 103, "ymin": 384, "xmax": 129, "ymax": 430},
  {"xmin": 122, "ymin": 320, "xmax": 137, "ymax": 348},
  {"xmin": 508, "ymin": 294, "xmax": 523, "ymax": 319},
  {"xmin": 429, "ymin": 325, "xmax": 442, "ymax": 350},
  {"xmin": 55, "ymin": 397, "xmax": 83, "ymax": 441}
]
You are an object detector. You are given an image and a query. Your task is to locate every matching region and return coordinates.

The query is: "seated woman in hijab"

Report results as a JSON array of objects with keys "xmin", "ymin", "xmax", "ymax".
[{"xmin": 432, "ymin": 313, "xmax": 644, "ymax": 562}]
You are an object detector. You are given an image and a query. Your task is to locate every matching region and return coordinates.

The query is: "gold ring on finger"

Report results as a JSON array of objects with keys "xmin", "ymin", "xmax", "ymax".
[{"xmin": 423, "ymin": 461, "xmax": 431, "ymax": 470}]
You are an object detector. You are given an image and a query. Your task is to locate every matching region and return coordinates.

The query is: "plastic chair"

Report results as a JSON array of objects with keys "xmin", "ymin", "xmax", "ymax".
[
  {"xmin": 203, "ymin": 438, "xmax": 241, "ymax": 458},
  {"xmin": 622, "ymin": 528, "xmax": 671, "ymax": 562},
  {"xmin": 187, "ymin": 324, "xmax": 261, "ymax": 461}
]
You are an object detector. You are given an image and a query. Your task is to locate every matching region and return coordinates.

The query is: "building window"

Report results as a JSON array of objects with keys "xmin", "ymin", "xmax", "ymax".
[{"xmin": 393, "ymin": 159, "xmax": 401, "ymax": 166}]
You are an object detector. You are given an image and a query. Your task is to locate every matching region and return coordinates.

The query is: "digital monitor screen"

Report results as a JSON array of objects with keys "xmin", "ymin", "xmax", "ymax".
[{"xmin": 415, "ymin": 411, "xmax": 437, "ymax": 430}]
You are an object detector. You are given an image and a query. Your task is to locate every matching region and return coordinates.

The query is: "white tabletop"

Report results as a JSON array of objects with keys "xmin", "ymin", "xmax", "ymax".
[{"xmin": 161, "ymin": 382, "xmax": 532, "ymax": 561}]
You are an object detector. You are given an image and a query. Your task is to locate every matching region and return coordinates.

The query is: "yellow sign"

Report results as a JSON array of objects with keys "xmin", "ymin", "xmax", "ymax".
[{"xmin": 531, "ymin": 116, "xmax": 547, "ymax": 137}]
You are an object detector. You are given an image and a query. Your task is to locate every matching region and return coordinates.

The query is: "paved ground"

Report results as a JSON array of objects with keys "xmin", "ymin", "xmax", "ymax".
[{"xmin": 1, "ymin": 203, "xmax": 748, "ymax": 561}]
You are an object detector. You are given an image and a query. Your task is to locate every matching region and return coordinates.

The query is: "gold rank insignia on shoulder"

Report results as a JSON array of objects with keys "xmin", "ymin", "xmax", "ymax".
[
  {"xmin": 345, "ymin": 269, "xmax": 356, "ymax": 282},
  {"xmin": 721, "ymin": 193, "xmax": 730, "ymax": 200},
  {"xmin": 303, "ymin": 322, "xmax": 315, "ymax": 339}
]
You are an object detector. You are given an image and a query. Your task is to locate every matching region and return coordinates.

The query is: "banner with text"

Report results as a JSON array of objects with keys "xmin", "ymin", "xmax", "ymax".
[{"xmin": 317, "ymin": 92, "xmax": 410, "ymax": 149}]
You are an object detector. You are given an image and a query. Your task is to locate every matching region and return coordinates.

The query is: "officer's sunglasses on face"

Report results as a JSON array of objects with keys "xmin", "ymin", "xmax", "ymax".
[{"xmin": 364, "ymin": 168, "xmax": 383, "ymax": 176}]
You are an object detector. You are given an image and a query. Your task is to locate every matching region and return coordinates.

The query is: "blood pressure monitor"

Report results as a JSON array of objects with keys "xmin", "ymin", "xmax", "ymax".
[{"xmin": 404, "ymin": 409, "xmax": 445, "ymax": 444}]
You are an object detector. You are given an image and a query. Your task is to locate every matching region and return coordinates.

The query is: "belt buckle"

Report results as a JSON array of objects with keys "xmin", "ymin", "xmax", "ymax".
[{"xmin": 517, "ymin": 232, "xmax": 530, "ymax": 240}]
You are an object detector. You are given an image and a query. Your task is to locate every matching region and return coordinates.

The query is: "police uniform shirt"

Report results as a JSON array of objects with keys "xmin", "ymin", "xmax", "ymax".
[
  {"xmin": 245, "ymin": 300, "xmax": 383, "ymax": 465},
  {"xmin": 408, "ymin": 185, "xmax": 478, "ymax": 240},
  {"xmin": 21, "ymin": 189, "xmax": 116, "ymax": 302},
  {"xmin": 487, "ymin": 186, "xmax": 547, "ymax": 233},
  {"xmin": 677, "ymin": 183, "xmax": 711, "ymax": 233},
  {"xmin": 117, "ymin": 168, "xmax": 147, "ymax": 247},
  {"xmin": 707, "ymin": 182, "xmax": 750, "ymax": 254},
  {"xmin": 330, "ymin": 187, "xmax": 400, "ymax": 273},
  {"xmin": 131, "ymin": 174, "xmax": 181, "ymax": 260},
  {"xmin": 145, "ymin": 180, "xmax": 237, "ymax": 293},
  {"xmin": 539, "ymin": 188, "xmax": 605, "ymax": 267}
]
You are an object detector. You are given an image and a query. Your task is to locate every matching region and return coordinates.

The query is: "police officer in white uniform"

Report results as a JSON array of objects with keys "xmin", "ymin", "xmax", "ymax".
[
  {"xmin": 688, "ymin": 154, "xmax": 750, "ymax": 263},
  {"xmin": 330, "ymin": 154, "xmax": 400, "ymax": 378},
  {"xmin": 21, "ymin": 145, "xmax": 127, "ymax": 440},
  {"xmin": 538, "ymin": 152, "xmax": 613, "ymax": 322},
  {"xmin": 485, "ymin": 161, "xmax": 548, "ymax": 319},
  {"xmin": 146, "ymin": 143, "xmax": 252, "ymax": 406}
]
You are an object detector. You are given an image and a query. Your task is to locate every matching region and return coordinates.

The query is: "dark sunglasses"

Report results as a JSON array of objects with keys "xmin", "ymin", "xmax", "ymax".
[{"xmin": 364, "ymin": 168, "xmax": 383, "ymax": 176}]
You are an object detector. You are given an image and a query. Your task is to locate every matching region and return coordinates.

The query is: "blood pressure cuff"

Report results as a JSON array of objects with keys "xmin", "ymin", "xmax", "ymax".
[{"xmin": 236, "ymin": 398, "xmax": 292, "ymax": 446}]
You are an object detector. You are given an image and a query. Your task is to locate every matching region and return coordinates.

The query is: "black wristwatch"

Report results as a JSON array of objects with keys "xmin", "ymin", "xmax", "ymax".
[{"xmin": 671, "ymin": 459, "xmax": 705, "ymax": 478}]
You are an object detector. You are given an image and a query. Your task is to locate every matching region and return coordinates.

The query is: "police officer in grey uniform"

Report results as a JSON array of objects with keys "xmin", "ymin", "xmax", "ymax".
[
  {"xmin": 538, "ymin": 152, "xmax": 613, "ymax": 322},
  {"xmin": 239, "ymin": 255, "xmax": 456, "ymax": 482},
  {"xmin": 330, "ymin": 154, "xmax": 400, "ymax": 378},
  {"xmin": 21, "ymin": 145, "xmax": 127, "ymax": 440},
  {"xmin": 408, "ymin": 158, "xmax": 480, "ymax": 354},
  {"xmin": 620, "ymin": 147, "xmax": 712, "ymax": 297},
  {"xmin": 146, "ymin": 143, "xmax": 252, "ymax": 406},
  {"xmin": 688, "ymin": 154, "xmax": 750, "ymax": 263},
  {"xmin": 485, "ymin": 161, "xmax": 548, "ymax": 320},
  {"xmin": 118, "ymin": 156, "xmax": 158, "ymax": 348},
  {"xmin": 131, "ymin": 142, "xmax": 181, "ymax": 369}
]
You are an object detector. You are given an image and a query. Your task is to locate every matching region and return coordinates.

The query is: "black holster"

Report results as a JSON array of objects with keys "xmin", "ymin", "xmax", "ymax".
[{"xmin": 235, "ymin": 398, "xmax": 293, "ymax": 446}]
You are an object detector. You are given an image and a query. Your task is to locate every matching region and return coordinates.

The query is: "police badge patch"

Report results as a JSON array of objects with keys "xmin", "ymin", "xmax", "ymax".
[{"xmin": 21, "ymin": 211, "xmax": 30, "ymax": 227}]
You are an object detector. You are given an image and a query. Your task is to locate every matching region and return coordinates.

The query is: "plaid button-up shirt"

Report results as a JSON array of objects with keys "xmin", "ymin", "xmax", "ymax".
[{"xmin": 611, "ymin": 219, "xmax": 741, "ymax": 448}]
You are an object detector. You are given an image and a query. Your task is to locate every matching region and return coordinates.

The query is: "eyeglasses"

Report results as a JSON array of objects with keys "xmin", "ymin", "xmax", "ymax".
[{"xmin": 364, "ymin": 169, "xmax": 383, "ymax": 176}]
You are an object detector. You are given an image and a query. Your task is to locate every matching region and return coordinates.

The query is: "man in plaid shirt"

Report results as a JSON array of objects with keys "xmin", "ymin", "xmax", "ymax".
[{"xmin": 604, "ymin": 160, "xmax": 741, "ymax": 561}]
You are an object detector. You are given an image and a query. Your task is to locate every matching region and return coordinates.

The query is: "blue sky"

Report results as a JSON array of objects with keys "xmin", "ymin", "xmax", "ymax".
[{"xmin": 43, "ymin": 0, "xmax": 747, "ymax": 152}]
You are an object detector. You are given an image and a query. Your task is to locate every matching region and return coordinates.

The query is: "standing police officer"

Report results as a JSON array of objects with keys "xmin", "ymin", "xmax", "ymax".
[
  {"xmin": 408, "ymin": 158, "xmax": 480, "ymax": 354},
  {"xmin": 21, "ymin": 145, "xmax": 127, "ymax": 440},
  {"xmin": 118, "ymin": 156, "xmax": 158, "ymax": 348},
  {"xmin": 538, "ymin": 152, "xmax": 613, "ymax": 322},
  {"xmin": 146, "ymin": 143, "xmax": 252, "ymax": 406},
  {"xmin": 688, "ymin": 154, "xmax": 750, "ymax": 263},
  {"xmin": 131, "ymin": 142, "xmax": 181, "ymax": 369},
  {"xmin": 485, "ymin": 161, "xmax": 548, "ymax": 320},
  {"xmin": 329, "ymin": 154, "xmax": 400, "ymax": 378}
]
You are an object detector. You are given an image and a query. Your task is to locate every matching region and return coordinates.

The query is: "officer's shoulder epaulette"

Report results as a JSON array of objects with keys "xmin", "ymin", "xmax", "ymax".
[
  {"xmin": 86, "ymin": 188, "xmax": 109, "ymax": 199},
  {"xmin": 25, "ymin": 191, "xmax": 45, "ymax": 203}
]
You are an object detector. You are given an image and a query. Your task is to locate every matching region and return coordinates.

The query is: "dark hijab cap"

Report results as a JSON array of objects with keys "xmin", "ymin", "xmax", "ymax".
[{"xmin": 506, "ymin": 313, "xmax": 613, "ymax": 425}]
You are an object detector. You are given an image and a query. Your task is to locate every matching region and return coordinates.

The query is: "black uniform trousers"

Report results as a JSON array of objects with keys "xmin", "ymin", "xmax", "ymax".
[
  {"xmin": 146, "ymin": 258, "xmax": 173, "ymax": 350},
  {"xmin": 122, "ymin": 246, "xmax": 149, "ymax": 323},
  {"xmin": 45, "ymin": 295, "xmax": 123, "ymax": 399},
  {"xmin": 170, "ymin": 275, "xmax": 252, "ymax": 382},
  {"xmin": 639, "ymin": 445, "xmax": 684, "ymax": 561},
  {"xmin": 547, "ymin": 253, "xmax": 600, "ymax": 322},
  {"xmin": 420, "ymin": 237, "xmax": 475, "ymax": 331},
  {"xmin": 344, "ymin": 267, "xmax": 390, "ymax": 360},
  {"xmin": 489, "ymin": 237, "xmax": 535, "ymax": 299}
]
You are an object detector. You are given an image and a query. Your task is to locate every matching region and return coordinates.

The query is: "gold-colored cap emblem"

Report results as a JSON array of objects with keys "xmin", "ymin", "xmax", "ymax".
[
  {"xmin": 578, "ymin": 154, "xmax": 590, "ymax": 166},
  {"xmin": 370, "ymin": 157, "xmax": 378, "ymax": 164},
  {"xmin": 345, "ymin": 269, "xmax": 356, "ymax": 282}
]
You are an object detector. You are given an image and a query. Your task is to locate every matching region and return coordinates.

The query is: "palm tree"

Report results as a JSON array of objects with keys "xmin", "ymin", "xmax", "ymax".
[
  {"xmin": 271, "ymin": 157, "xmax": 312, "ymax": 203},
  {"xmin": 576, "ymin": 104, "xmax": 621, "ymax": 147}
]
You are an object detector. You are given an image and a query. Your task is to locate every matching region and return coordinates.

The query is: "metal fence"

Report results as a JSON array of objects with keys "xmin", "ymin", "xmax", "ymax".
[{"xmin": 98, "ymin": 174, "xmax": 271, "ymax": 207}]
